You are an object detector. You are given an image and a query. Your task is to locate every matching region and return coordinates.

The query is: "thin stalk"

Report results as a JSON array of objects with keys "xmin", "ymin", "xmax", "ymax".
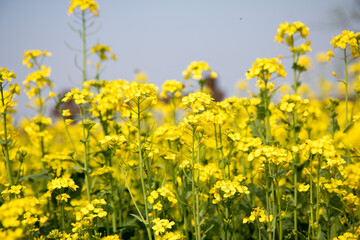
[
  {"xmin": 137, "ymin": 101, "xmax": 153, "ymax": 240},
  {"xmin": 111, "ymin": 184, "xmax": 117, "ymax": 233},
  {"xmin": 344, "ymin": 49, "xmax": 348, "ymax": 128},
  {"xmin": 344, "ymin": 50, "xmax": 351, "ymax": 165},
  {"xmin": 61, "ymin": 202, "xmax": 66, "ymax": 231},
  {"xmin": 316, "ymin": 157, "xmax": 321, "ymax": 239},
  {"xmin": 196, "ymin": 132, "xmax": 201, "ymax": 240},
  {"xmin": 293, "ymin": 52, "xmax": 299, "ymax": 240},
  {"xmin": 276, "ymin": 169, "xmax": 283, "ymax": 240},
  {"xmin": 81, "ymin": 10, "xmax": 87, "ymax": 84},
  {"xmin": 172, "ymin": 97, "xmax": 177, "ymax": 125},
  {"xmin": 270, "ymin": 166, "xmax": 277, "ymax": 240},
  {"xmin": 191, "ymin": 128, "xmax": 200, "ymax": 240},
  {"xmin": 214, "ymin": 124, "xmax": 226, "ymax": 179},
  {"xmin": 309, "ymin": 155, "xmax": 314, "ymax": 239},
  {"xmin": 264, "ymin": 80, "xmax": 271, "ymax": 145},
  {"xmin": 225, "ymin": 206, "xmax": 230, "ymax": 240},
  {"xmin": 265, "ymin": 164, "xmax": 272, "ymax": 240},
  {"xmin": 1, "ymin": 84, "xmax": 13, "ymax": 186},
  {"xmin": 119, "ymin": 166, "xmax": 145, "ymax": 223},
  {"xmin": 79, "ymin": 106, "xmax": 91, "ymax": 202}
]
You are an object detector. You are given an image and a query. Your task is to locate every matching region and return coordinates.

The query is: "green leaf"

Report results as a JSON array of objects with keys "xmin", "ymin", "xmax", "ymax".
[
  {"xmin": 343, "ymin": 122, "xmax": 354, "ymax": 133},
  {"xmin": 201, "ymin": 224, "xmax": 214, "ymax": 240},
  {"xmin": 130, "ymin": 214, "xmax": 145, "ymax": 224},
  {"xmin": 328, "ymin": 119, "xmax": 340, "ymax": 135},
  {"xmin": 20, "ymin": 172, "xmax": 49, "ymax": 181},
  {"xmin": 71, "ymin": 165, "xmax": 87, "ymax": 172},
  {"xmin": 249, "ymin": 119, "xmax": 264, "ymax": 139}
]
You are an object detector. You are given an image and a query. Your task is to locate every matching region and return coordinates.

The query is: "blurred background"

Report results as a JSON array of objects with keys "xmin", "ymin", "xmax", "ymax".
[{"xmin": 0, "ymin": 0, "xmax": 359, "ymax": 118}]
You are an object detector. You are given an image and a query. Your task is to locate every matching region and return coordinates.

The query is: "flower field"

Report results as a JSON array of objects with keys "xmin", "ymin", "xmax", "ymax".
[{"xmin": 1, "ymin": 1, "xmax": 360, "ymax": 240}]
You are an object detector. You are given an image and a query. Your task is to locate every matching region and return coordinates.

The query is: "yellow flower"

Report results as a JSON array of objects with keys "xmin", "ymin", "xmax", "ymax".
[
  {"xmin": 298, "ymin": 183, "xmax": 310, "ymax": 192},
  {"xmin": 23, "ymin": 50, "xmax": 51, "ymax": 69},
  {"xmin": 68, "ymin": 0, "xmax": 99, "ymax": 16},
  {"xmin": 0, "ymin": 67, "xmax": 16, "ymax": 83},
  {"xmin": 243, "ymin": 207, "xmax": 273, "ymax": 224},
  {"xmin": 90, "ymin": 43, "xmax": 116, "ymax": 61},
  {"xmin": 152, "ymin": 218, "xmax": 175, "ymax": 236},
  {"xmin": 160, "ymin": 80, "xmax": 184, "ymax": 99},
  {"xmin": 246, "ymin": 58, "xmax": 286, "ymax": 81},
  {"xmin": 182, "ymin": 92, "xmax": 214, "ymax": 113},
  {"xmin": 275, "ymin": 21, "xmax": 309, "ymax": 46},
  {"xmin": 99, "ymin": 135, "xmax": 126, "ymax": 149},
  {"xmin": 182, "ymin": 61, "xmax": 217, "ymax": 81},
  {"xmin": 328, "ymin": 30, "xmax": 360, "ymax": 59},
  {"xmin": 65, "ymin": 119, "xmax": 74, "ymax": 125},
  {"xmin": 62, "ymin": 88, "xmax": 94, "ymax": 105},
  {"xmin": 62, "ymin": 109, "xmax": 72, "ymax": 117}
]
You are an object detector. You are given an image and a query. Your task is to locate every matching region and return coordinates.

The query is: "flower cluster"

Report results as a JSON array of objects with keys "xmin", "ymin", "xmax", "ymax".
[
  {"xmin": 243, "ymin": 207, "xmax": 273, "ymax": 224},
  {"xmin": 23, "ymin": 66, "xmax": 53, "ymax": 99},
  {"xmin": 99, "ymin": 135, "xmax": 126, "ymax": 149},
  {"xmin": 248, "ymin": 145, "xmax": 292, "ymax": 165},
  {"xmin": 151, "ymin": 218, "xmax": 175, "ymax": 236},
  {"xmin": 209, "ymin": 179, "xmax": 250, "ymax": 204},
  {"xmin": 327, "ymin": 30, "xmax": 360, "ymax": 59},
  {"xmin": 90, "ymin": 43, "xmax": 117, "ymax": 62},
  {"xmin": 123, "ymin": 82, "xmax": 158, "ymax": 107},
  {"xmin": 160, "ymin": 80, "xmax": 184, "ymax": 99},
  {"xmin": 72, "ymin": 199, "xmax": 107, "ymax": 234},
  {"xmin": 182, "ymin": 92, "xmax": 214, "ymax": 113},
  {"xmin": 148, "ymin": 186, "xmax": 178, "ymax": 211},
  {"xmin": 46, "ymin": 176, "xmax": 79, "ymax": 193},
  {"xmin": 182, "ymin": 61, "xmax": 217, "ymax": 81},
  {"xmin": 0, "ymin": 67, "xmax": 16, "ymax": 82},
  {"xmin": 275, "ymin": 21, "xmax": 309, "ymax": 46},
  {"xmin": 62, "ymin": 88, "xmax": 94, "ymax": 105},
  {"xmin": 246, "ymin": 58, "xmax": 287, "ymax": 81},
  {"xmin": 279, "ymin": 94, "xmax": 309, "ymax": 113},
  {"xmin": 68, "ymin": 0, "xmax": 99, "ymax": 16},
  {"xmin": 22, "ymin": 50, "xmax": 51, "ymax": 69}
]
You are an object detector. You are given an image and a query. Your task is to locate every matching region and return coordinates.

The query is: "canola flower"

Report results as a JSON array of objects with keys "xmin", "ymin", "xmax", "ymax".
[
  {"xmin": 327, "ymin": 30, "xmax": 360, "ymax": 60},
  {"xmin": 182, "ymin": 61, "xmax": 217, "ymax": 81},
  {"xmin": 90, "ymin": 43, "xmax": 117, "ymax": 62},
  {"xmin": 22, "ymin": 50, "xmax": 51, "ymax": 69},
  {"xmin": 68, "ymin": 0, "xmax": 99, "ymax": 16},
  {"xmin": 246, "ymin": 58, "xmax": 287, "ymax": 81},
  {"xmin": 275, "ymin": 21, "xmax": 309, "ymax": 46},
  {"xmin": 1, "ymin": 4, "xmax": 360, "ymax": 240}
]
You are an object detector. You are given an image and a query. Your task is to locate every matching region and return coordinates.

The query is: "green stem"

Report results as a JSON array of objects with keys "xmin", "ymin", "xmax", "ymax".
[
  {"xmin": 293, "ymin": 52, "xmax": 298, "ymax": 94},
  {"xmin": 224, "ymin": 206, "xmax": 229, "ymax": 240},
  {"xmin": 79, "ymin": 106, "xmax": 91, "ymax": 202},
  {"xmin": 344, "ymin": 49, "xmax": 348, "ymax": 129},
  {"xmin": 309, "ymin": 155, "xmax": 314, "ymax": 239},
  {"xmin": 81, "ymin": 10, "xmax": 87, "ymax": 84},
  {"xmin": 196, "ymin": 132, "xmax": 201, "ymax": 240},
  {"xmin": 191, "ymin": 128, "xmax": 200, "ymax": 240},
  {"xmin": 265, "ymin": 164, "xmax": 272, "ymax": 240},
  {"xmin": 172, "ymin": 97, "xmax": 177, "ymax": 125},
  {"xmin": 276, "ymin": 169, "xmax": 283, "ymax": 240},
  {"xmin": 137, "ymin": 101, "xmax": 153, "ymax": 240},
  {"xmin": 316, "ymin": 157, "xmax": 321, "ymax": 239},
  {"xmin": 293, "ymin": 52, "xmax": 299, "ymax": 240},
  {"xmin": 61, "ymin": 202, "xmax": 66, "ymax": 231},
  {"xmin": 270, "ymin": 166, "xmax": 277, "ymax": 240},
  {"xmin": 264, "ymin": 80, "xmax": 271, "ymax": 145},
  {"xmin": 214, "ymin": 124, "xmax": 226, "ymax": 179},
  {"xmin": 1, "ymin": 84, "xmax": 13, "ymax": 186}
]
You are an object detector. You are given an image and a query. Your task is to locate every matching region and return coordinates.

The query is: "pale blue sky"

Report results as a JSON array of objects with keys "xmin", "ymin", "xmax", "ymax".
[{"xmin": 0, "ymin": 0, "xmax": 355, "ymax": 117}]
